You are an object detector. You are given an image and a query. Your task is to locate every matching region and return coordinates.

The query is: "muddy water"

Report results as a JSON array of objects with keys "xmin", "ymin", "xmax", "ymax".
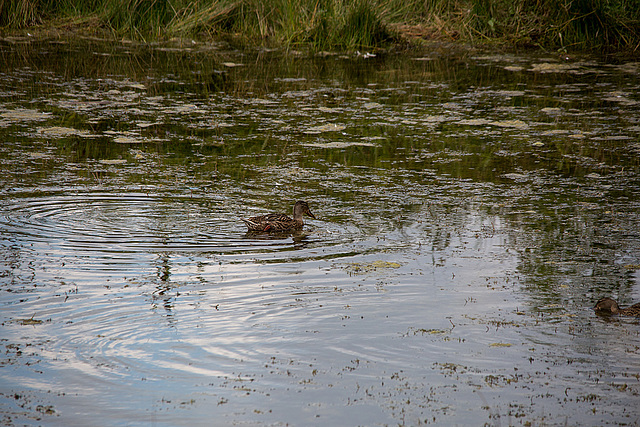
[{"xmin": 1, "ymin": 37, "xmax": 639, "ymax": 426}]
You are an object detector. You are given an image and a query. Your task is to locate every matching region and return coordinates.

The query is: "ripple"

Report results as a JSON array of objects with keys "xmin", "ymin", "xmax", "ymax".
[{"xmin": 0, "ymin": 190, "xmax": 371, "ymax": 264}]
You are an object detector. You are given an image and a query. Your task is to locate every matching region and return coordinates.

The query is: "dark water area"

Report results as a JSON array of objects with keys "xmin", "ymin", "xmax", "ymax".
[{"xmin": 1, "ymin": 36, "xmax": 639, "ymax": 426}]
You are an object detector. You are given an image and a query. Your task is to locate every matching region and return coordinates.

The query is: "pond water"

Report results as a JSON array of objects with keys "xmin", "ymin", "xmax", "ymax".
[{"xmin": 1, "ymin": 37, "xmax": 640, "ymax": 426}]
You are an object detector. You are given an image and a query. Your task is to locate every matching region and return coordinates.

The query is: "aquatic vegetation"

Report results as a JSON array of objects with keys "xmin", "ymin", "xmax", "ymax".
[
  {"xmin": 1, "ymin": 109, "xmax": 51, "ymax": 123},
  {"xmin": 304, "ymin": 123, "xmax": 347, "ymax": 133},
  {"xmin": 341, "ymin": 260, "xmax": 402, "ymax": 275},
  {"xmin": 14, "ymin": 317, "xmax": 44, "ymax": 326}
]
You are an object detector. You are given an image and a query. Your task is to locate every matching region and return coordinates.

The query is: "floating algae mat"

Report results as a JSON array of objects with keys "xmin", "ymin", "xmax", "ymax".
[{"xmin": 341, "ymin": 260, "xmax": 403, "ymax": 274}]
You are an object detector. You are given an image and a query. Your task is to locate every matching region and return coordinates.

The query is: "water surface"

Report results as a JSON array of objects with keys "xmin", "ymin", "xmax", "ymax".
[{"xmin": 1, "ymin": 38, "xmax": 639, "ymax": 426}]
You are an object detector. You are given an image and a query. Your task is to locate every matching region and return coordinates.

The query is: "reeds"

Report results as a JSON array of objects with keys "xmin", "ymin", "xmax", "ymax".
[{"xmin": 1, "ymin": 0, "xmax": 638, "ymax": 51}]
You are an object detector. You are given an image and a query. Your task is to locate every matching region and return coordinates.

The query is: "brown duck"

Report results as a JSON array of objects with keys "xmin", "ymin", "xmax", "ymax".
[
  {"xmin": 594, "ymin": 297, "xmax": 640, "ymax": 317},
  {"xmin": 242, "ymin": 201, "xmax": 315, "ymax": 232}
]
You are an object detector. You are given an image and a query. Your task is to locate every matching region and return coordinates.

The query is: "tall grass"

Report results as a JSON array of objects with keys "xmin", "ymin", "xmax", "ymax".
[
  {"xmin": 1, "ymin": 0, "xmax": 638, "ymax": 51},
  {"xmin": 464, "ymin": 0, "xmax": 640, "ymax": 50},
  {"xmin": 0, "ymin": 0, "xmax": 47, "ymax": 28}
]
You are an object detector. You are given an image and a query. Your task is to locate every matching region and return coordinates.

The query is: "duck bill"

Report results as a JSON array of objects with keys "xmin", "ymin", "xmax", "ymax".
[{"xmin": 306, "ymin": 211, "xmax": 316, "ymax": 219}]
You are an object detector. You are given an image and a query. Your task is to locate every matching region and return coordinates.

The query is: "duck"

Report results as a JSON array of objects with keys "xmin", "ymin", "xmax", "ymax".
[
  {"xmin": 241, "ymin": 201, "xmax": 316, "ymax": 233},
  {"xmin": 594, "ymin": 297, "xmax": 640, "ymax": 317}
]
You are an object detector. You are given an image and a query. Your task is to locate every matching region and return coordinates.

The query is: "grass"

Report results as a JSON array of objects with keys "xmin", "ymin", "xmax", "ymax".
[{"xmin": 1, "ymin": 0, "xmax": 638, "ymax": 51}]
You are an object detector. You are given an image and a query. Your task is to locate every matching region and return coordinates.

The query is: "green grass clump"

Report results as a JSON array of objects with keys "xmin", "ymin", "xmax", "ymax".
[
  {"xmin": 341, "ymin": 0, "xmax": 395, "ymax": 48},
  {"xmin": 307, "ymin": 0, "xmax": 396, "ymax": 50},
  {"xmin": 102, "ymin": 0, "xmax": 174, "ymax": 39}
]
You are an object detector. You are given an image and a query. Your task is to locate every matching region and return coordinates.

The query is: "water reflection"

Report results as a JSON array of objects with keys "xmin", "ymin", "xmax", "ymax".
[
  {"xmin": 0, "ymin": 38, "xmax": 639, "ymax": 425},
  {"xmin": 152, "ymin": 253, "xmax": 177, "ymax": 325}
]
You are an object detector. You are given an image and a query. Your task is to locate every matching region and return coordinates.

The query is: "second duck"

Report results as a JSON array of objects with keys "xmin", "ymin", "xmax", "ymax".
[{"xmin": 594, "ymin": 297, "xmax": 640, "ymax": 317}]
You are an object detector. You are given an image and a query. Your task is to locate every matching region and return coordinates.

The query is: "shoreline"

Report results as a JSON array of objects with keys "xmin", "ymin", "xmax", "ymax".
[{"xmin": 1, "ymin": 2, "xmax": 639, "ymax": 55}]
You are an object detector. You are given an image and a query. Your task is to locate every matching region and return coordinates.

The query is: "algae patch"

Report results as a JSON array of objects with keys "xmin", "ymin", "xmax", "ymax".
[
  {"xmin": 340, "ymin": 260, "xmax": 402, "ymax": 274},
  {"xmin": 13, "ymin": 317, "xmax": 45, "ymax": 326}
]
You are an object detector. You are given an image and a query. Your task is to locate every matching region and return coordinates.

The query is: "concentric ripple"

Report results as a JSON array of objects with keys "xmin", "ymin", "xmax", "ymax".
[{"xmin": 0, "ymin": 190, "xmax": 366, "ymax": 259}]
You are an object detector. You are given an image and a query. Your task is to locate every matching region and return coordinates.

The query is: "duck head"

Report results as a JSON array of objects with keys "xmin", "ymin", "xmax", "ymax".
[
  {"xmin": 594, "ymin": 297, "xmax": 620, "ymax": 314},
  {"xmin": 293, "ymin": 201, "xmax": 316, "ymax": 220}
]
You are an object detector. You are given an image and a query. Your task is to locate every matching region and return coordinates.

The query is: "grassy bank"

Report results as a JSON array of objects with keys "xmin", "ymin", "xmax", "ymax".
[{"xmin": 1, "ymin": 0, "xmax": 639, "ymax": 51}]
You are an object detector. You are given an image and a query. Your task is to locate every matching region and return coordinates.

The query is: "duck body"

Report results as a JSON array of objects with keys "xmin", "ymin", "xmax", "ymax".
[
  {"xmin": 242, "ymin": 201, "xmax": 315, "ymax": 233},
  {"xmin": 594, "ymin": 297, "xmax": 640, "ymax": 317}
]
